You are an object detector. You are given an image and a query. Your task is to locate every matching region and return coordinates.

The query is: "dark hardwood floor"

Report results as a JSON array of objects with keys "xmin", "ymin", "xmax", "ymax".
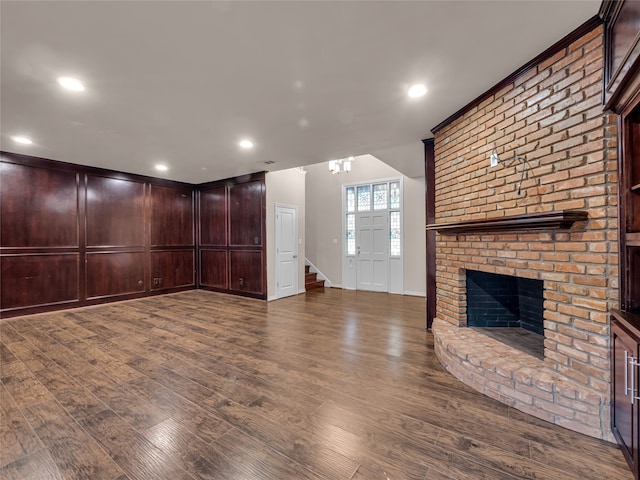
[{"xmin": 0, "ymin": 289, "xmax": 632, "ymax": 479}]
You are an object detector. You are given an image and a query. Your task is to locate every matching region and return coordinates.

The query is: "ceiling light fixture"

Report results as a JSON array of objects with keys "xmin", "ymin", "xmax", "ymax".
[
  {"xmin": 154, "ymin": 164, "xmax": 168, "ymax": 172},
  {"xmin": 407, "ymin": 83, "xmax": 427, "ymax": 98},
  {"xmin": 328, "ymin": 156, "xmax": 353, "ymax": 174},
  {"xmin": 239, "ymin": 139, "xmax": 254, "ymax": 149},
  {"xmin": 12, "ymin": 136, "xmax": 33, "ymax": 145},
  {"xmin": 57, "ymin": 76, "xmax": 85, "ymax": 92}
]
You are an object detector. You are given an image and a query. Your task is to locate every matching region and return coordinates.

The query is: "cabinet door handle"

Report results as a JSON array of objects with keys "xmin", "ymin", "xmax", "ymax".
[
  {"xmin": 630, "ymin": 356, "xmax": 640, "ymax": 405},
  {"xmin": 632, "ymin": 354, "xmax": 636, "ymax": 405},
  {"xmin": 625, "ymin": 350, "xmax": 630, "ymax": 397}
]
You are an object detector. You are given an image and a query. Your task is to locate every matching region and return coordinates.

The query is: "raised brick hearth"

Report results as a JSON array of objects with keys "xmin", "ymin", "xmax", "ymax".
[
  {"xmin": 430, "ymin": 25, "xmax": 618, "ymax": 440},
  {"xmin": 434, "ymin": 319, "xmax": 606, "ymax": 438}
]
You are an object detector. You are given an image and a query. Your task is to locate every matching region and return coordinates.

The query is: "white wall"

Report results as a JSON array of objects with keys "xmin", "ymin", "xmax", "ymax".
[
  {"xmin": 305, "ymin": 154, "xmax": 426, "ymax": 295},
  {"xmin": 266, "ymin": 168, "xmax": 306, "ymax": 300}
]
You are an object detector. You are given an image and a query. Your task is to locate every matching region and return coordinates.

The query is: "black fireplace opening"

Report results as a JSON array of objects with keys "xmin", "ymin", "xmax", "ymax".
[{"xmin": 466, "ymin": 270, "xmax": 544, "ymax": 335}]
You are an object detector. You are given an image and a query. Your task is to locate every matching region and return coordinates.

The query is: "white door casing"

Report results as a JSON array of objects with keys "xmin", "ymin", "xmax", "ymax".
[{"xmin": 275, "ymin": 204, "xmax": 298, "ymax": 299}]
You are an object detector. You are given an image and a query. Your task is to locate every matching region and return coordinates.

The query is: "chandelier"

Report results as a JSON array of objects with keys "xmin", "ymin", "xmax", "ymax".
[{"xmin": 328, "ymin": 156, "xmax": 353, "ymax": 174}]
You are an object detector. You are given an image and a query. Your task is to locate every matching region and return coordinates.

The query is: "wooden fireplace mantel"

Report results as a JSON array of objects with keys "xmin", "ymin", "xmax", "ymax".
[{"xmin": 426, "ymin": 210, "xmax": 588, "ymax": 235}]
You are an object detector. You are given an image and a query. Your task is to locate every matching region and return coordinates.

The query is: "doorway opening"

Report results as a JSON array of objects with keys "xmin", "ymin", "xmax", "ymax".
[
  {"xmin": 342, "ymin": 178, "xmax": 403, "ymax": 293},
  {"xmin": 275, "ymin": 204, "xmax": 298, "ymax": 299}
]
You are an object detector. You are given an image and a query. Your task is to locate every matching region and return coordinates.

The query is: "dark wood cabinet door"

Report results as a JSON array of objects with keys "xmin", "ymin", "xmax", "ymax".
[
  {"xmin": 151, "ymin": 250, "xmax": 194, "ymax": 290},
  {"xmin": 150, "ymin": 185, "xmax": 194, "ymax": 247},
  {"xmin": 229, "ymin": 181, "xmax": 263, "ymax": 247},
  {"xmin": 1, "ymin": 163, "xmax": 78, "ymax": 248},
  {"xmin": 229, "ymin": 250, "xmax": 263, "ymax": 294},
  {"xmin": 199, "ymin": 186, "xmax": 227, "ymax": 246},
  {"xmin": 200, "ymin": 250, "xmax": 228, "ymax": 289},
  {"xmin": 86, "ymin": 252, "xmax": 145, "ymax": 299},
  {"xmin": 1, "ymin": 254, "xmax": 79, "ymax": 309},
  {"xmin": 86, "ymin": 175, "xmax": 145, "ymax": 247},
  {"xmin": 612, "ymin": 321, "xmax": 639, "ymax": 474}
]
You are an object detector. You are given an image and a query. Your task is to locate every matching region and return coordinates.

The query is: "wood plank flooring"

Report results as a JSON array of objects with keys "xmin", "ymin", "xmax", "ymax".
[{"xmin": 0, "ymin": 289, "xmax": 632, "ymax": 479}]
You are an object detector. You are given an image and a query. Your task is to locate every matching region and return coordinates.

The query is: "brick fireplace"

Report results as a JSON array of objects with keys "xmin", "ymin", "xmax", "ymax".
[{"xmin": 428, "ymin": 24, "xmax": 618, "ymax": 440}]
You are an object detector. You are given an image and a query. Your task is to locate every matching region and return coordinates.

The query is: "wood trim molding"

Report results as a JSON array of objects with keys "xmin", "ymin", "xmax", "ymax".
[
  {"xmin": 431, "ymin": 15, "xmax": 602, "ymax": 135},
  {"xmin": 423, "ymin": 138, "xmax": 435, "ymax": 331},
  {"xmin": 612, "ymin": 309, "xmax": 640, "ymax": 337},
  {"xmin": 426, "ymin": 210, "xmax": 588, "ymax": 235},
  {"xmin": 196, "ymin": 171, "xmax": 266, "ymax": 189},
  {"xmin": 0, "ymin": 151, "xmax": 194, "ymax": 189}
]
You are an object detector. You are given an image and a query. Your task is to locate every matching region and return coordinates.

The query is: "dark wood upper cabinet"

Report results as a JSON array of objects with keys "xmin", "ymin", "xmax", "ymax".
[
  {"xmin": 229, "ymin": 180, "xmax": 263, "ymax": 247},
  {"xmin": 199, "ymin": 186, "xmax": 227, "ymax": 246},
  {"xmin": 602, "ymin": 0, "xmax": 640, "ymax": 111},
  {"xmin": 1, "ymin": 162, "xmax": 78, "ymax": 248},
  {"xmin": 150, "ymin": 185, "xmax": 194, "ymax": 247},
  {"xmin": 86, "ymin": 175, "xmax": 145, "ymax": 247}
]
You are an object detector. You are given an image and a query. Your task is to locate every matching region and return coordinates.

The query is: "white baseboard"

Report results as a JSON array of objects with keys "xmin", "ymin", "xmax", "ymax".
[
  {"xmin": 270, "ymin": 290, "xmax": 307, "ymax": 301},
  {"xmin": 403, "ymin": 290, "xmax": 426, "ymax": 297}
]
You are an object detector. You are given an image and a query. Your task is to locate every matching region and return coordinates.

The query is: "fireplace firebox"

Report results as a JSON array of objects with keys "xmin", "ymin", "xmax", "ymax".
[{"xmin": 466, "ymin": 270, "xmax": 544, "ymax": 334}]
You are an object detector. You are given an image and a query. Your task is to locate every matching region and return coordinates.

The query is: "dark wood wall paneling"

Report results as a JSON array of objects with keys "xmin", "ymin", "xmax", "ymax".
[
  {"xmin": 85, "ymin": 174, "xmax": 147, "ymax": 301},
  {"xmin": 1, "ymin": 162, "xmax": 81, "ymax": 311},
  {"xmin": 0, "ymin": 152, "xmax": 196, "ymax": 318},
  {"xmin": 197, "ymin": 173, "xmax": 266, "ymax": 300},
  {"xmin": 149, "ymin": 184, "xmax": 195, "ymax": 291}
]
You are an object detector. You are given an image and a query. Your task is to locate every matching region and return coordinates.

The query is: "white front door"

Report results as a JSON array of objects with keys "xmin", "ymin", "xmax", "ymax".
[
  {"xmin": 275, "ymin": 204, "xmax": 298, "ymax": 298},
  {"xmin": 356, "ymin": 212, "xmax": 388, "ymax": 292}
]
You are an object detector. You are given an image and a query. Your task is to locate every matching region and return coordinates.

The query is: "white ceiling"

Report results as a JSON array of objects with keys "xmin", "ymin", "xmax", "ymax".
[{"xmin": 0, "ymin": 1, "xmax": 600, "ymax": 183}]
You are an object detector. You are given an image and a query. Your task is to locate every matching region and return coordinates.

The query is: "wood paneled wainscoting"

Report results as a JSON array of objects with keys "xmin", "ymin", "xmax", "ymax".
[
  {"xmin": 1, "ymin": 152, "xmax": 268, "ymax": 317},
  {"xmin": 0, "ymin": 152, "xmax": 197, "ymax": 318},
  {"xmin": 0, "ymin": 289, "xmax": 631, "ymax": 479},
  {"xmin": 197, "ymin": 172, "xmax": 267, "ymax": 299}
]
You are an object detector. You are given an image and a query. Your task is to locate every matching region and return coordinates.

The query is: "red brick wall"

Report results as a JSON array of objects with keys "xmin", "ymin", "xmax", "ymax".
[{"xmin": 433, "ymin": 25, "xmax": 617, "ymax": 395}]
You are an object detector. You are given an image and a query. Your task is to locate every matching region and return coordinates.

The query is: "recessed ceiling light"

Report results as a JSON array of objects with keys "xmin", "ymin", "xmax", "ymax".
[
  {"xmin": 154, "ymin": 164, "xmax": 168, "ymax": 172},
  {"xmin": 12, "ymin": 136, "xmax": 33, "ymax": 144},
  {"xmin": 58, "ymin": 77, "xmax": 85, "ymax": 92},
  {"xmin": 407, "ymin": 84, "xmax": 427, "ymax": 98},
  {"xmin": 239, "ymin": 139, "xmax": 254, "ymax": 149}
]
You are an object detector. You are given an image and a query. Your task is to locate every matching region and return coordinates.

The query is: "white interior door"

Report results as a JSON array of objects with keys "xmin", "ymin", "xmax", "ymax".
[
  {"xmin": 356, "ymin": 212, "xmax": 388, "ymax": 292},
  {"xmin": 276, "ymin": 205, "xmax": 298, "ymax": 298}
]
